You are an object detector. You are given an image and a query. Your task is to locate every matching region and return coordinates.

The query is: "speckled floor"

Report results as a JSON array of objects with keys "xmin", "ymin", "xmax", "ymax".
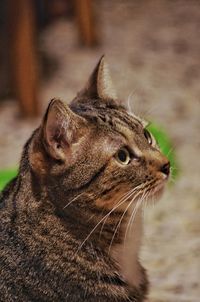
[{"xmin": 0, "ymin": 1, "xmax": 199, "ymax": 301}]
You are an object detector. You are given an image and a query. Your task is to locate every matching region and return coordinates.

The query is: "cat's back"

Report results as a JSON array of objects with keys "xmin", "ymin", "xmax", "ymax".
[
  {"xmin": 1, "ymin": 185, "xmax": 72, "ymax": 301},
  {"xmin": 0, "ymin": 178, "xmax": 73, "ymax": 301}
]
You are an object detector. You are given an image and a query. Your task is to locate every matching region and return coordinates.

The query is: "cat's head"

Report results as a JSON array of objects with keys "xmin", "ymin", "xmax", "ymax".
[{"xmin": 29, "ymin": 56, "xmax": 170, "ymax": 214}]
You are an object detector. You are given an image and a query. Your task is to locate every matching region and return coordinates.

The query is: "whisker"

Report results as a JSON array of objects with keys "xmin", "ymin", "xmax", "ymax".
[
  {"xmin": 99, "ymin": 186, "xmax": 143, "ymax": 238},
  {"xmin": 146, "ymin": 185, "xmax": 159, "ymax": 209},
  {"xmin": 76, "ymin": 190, "xmax": 135, "ymax": 253},
  {"xmin": 124, "ymin": 182, "xmax": 154, "ymax": 242},
  {"xmin": 124, "ymin": 190, "xmax": 147, "ymax": 243},
  {"xmin": 170, "ymin": 166, "xmax": 178, "ymax": 171},
  {"xmin": 76, "ymin": 181, "xmax": 154, "ymax": 254},
  {"xmin": 122, "ymin": 197, "xmax": 142, "ymax": 249},
  {"xmin": 99, "ymin": 181, "xmax": 149, "ymax": 237},
  {"xmin": 127, "ymin": 90, "xmax": 135, "ymax": 113},
  {"xmin": 141, "ymin": 103, "xmax": 161, "ymax": 118},
  {"xmin": 125, "ymin": 181, "xmax": 155, "ymax": 237},
  {"xmin": 63, "ymin": 192, "xmax": 84, "ymax": 210},
  {"xmin": 128, "ymin": 199, "xmax": 143, "ymax": 236},
  {"xmin": 109, "ymin": 182, "xmax": 152, "ymax": 253},
  {"xmin": 169, "ymin": 177, "xmax": 176, "ymax": 184},
  {"xmin": 77, "ymin": 184, "xmax": 146, "ymax": 253},
  {"xmin": 108, "ymin": 190, "xmax": 142, "ymax": 254},
  {"xmin": 142, "ymin": 199, "xmax": 148, "ymax": 219},
  {"xmin": 166, "ymin": 147, "xmax": 175, "ymax": 158},
  {"xmin": 141, "ymin": 189, "xmax": 149, "ymax": 218}
]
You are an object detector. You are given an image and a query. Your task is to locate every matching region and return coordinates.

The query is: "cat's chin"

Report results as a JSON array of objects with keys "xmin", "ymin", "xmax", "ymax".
[{"xmin": 147, "ymin": 180, "xmax": 167, "ymax": 202}]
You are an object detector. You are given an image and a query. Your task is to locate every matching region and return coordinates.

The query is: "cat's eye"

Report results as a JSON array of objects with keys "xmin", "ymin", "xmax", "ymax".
[
  {"xmin": 115, "ymin": 147, "xmax": 131, "ymax": 165},
  {"xmin": 144, "ymin": 129, "xmax": 152, "ymax": 145}
]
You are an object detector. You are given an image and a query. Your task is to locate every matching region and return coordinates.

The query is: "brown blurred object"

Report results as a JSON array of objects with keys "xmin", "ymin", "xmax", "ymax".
[
  {"xmin": 7, "ymin": 0, "xmax": 97, "ymax": 118},
  {"xmin": 9, "ymin": 0, "xmax": 39, "ymax": 117},
  {"xmin": 75, "ymin": 0, "xmax": 98, "ymax": 47}
]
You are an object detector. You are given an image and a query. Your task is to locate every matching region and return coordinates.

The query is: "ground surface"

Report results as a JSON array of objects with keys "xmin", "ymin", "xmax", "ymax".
[{"xmin": 0, "ymin": 1, "xmax": 199, "ymax": 301}]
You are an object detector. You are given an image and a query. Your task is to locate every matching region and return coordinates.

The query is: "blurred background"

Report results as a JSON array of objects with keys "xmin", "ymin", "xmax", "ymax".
[{"xmin": 0, "ymin": 1, "xmax": 199, "ymax": 301}]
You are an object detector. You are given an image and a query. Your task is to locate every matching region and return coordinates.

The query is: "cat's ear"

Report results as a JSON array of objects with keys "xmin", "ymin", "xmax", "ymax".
[
  {"xmin": 78, "ymin": 55, "xmax": 117, "ymax": 100},
  {"xmin": 42, "ymin": 99, "xmax": 86, "ymax": 161}
]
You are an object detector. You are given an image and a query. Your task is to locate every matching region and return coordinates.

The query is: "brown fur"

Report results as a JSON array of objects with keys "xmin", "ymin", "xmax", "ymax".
[{"xmin": 0, "ymin": 57, "xmax": 169, "ymax": 301}]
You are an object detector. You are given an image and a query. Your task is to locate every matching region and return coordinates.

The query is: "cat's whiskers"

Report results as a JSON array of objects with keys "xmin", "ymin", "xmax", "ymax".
[
  {"xmin": 106, "ymin": 182, "xmax": 153, "ymax": 251},
  {"xmin": 63, "ymin": 192, "xmax": 84, "ymax": 210},
  {"xmin": 166, "ymin": 147, "xmax": 175, "ymax": 159},
  {"xmin": 146, "ymin": 180, "xmax": 163, "ymax": 208},
  {"xmin": 141, "ymin": 103, "xmax": 162, "ymax": 118},
  {"xmin": 124, "ymin": 181, "xmax": 155, "ymax": 245},
  {"xmin": 127, "ymin": 199, "xmax": 143, "ymax": 238},
  {"xmin": 76, "ymin": 184, "xmax": 144, "ymax": 253},
  {"xmin": 103, "ymin": 182, "xmax": 149, "ymax": 237},
  {"xmin": 170, "ymin": 166, "xmax": 178, "ymax": 183},
  {"xmin": 141, "ymin": 188, "xmax": 150, "ymax": 218},
  {"xmin": 76, "ymin": 193, "xmax": 131, "ymax": 253},
  {"xmin": 99, "ymin": 185, "xmax": 143, "ymax": 238},
  {"xmin": 126, "ymin": 190, "xmax": 150, "ymax": 241},
  {"xmin": 123, "ymin": 190, "xmax": 147, "ymax": 244},
  {"xmin": 149, "ymin": 189, "xmax": 156, "ymax": 208},
  {"xmin": 169, "ymin": 177, "xmax": 176, "ymax": 184},
  {"xmin": 108, "ymin": 189, "xmax": 143, "ymax": 254},
  {"xmin": 142, "ymin": 199, "xmax": 148, "ymax": 219},
  {"xmin": 108, "ymin": 196, "xmax": 136, "ymax": 254},
  {"xmin": 127, "ymin": 91, "xmax": 135, "ymax": 114},
  {"xmin": 170, "ymin": 166, "xmax": 178, "ymax": 172}
]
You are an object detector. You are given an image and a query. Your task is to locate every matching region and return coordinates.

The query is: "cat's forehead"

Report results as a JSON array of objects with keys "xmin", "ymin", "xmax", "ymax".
[
  {"xmin": 71, "ymin": 98, "xmax": 144, "ymax": 139},
  {"xmin": 105, "ymin": 108, "xmax": 144, "ymax": 142}
]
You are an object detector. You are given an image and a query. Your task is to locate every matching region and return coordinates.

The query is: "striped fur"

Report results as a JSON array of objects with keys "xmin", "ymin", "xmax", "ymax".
[{"xmin": 0, "ymin": 57, "xmax": 169, "ymax": 301}]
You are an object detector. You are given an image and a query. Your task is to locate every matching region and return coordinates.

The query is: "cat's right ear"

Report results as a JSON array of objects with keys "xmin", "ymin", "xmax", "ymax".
[
  {"xmin": 41, "ymin": 98, "xmax": 87, "ymax": 161},
  {"xmin": 77, "ymin": 55, "xmax": 118, "ymax": 101}
]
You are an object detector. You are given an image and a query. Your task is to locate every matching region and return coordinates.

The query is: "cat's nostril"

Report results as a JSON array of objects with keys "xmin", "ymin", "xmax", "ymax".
[{"xmin": 160, "ymin": 162, "xmax": 170, "ymax": 176}]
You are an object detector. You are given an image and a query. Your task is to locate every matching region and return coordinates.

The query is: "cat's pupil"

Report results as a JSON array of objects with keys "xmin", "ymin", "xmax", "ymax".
[{"xmin": 118, "ymin": 150, "xmax": 126, "ymax": 162}]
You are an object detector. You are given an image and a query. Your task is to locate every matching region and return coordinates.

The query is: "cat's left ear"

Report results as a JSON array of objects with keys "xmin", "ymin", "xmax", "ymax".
[
  {"xmin": 42, "ymin": 98, "xmax": 87, "ymax": 161},
  {"xmin": 77, "ymin": 55, "xmax": 117, "ymax": 100}
]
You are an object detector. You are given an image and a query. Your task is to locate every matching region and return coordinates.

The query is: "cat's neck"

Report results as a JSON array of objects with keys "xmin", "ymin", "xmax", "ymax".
[
  {"xmin": 110, "ymin": 207, "xmax": 144, "ymax": 288},
  {"xmin": 11, "ymin": 167, "xmax": 144, "ymax": 276}
]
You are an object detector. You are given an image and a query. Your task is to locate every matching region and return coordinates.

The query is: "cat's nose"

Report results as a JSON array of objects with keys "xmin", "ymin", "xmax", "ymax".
[{"xmin": 160, "ymin": 161, "xmax": 170, "ymax": 177}]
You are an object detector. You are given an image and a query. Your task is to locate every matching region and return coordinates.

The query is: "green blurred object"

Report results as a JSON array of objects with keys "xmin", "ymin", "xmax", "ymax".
[
  {"xmin": 147, "ymin": 122, "xmax": 179, "ymax": 181},
  {"xmin": 0, "ymin": 169, "xmax": 18, "ymax": 191},
  {"xmin": 0, "ymin": 123, "xmax": 178, "ymax": 191}
]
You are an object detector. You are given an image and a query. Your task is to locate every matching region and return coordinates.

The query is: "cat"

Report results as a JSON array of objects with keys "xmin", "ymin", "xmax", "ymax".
[{"xmin": 0, "ymin": 56, "xmax": 170, "ymax": 302}]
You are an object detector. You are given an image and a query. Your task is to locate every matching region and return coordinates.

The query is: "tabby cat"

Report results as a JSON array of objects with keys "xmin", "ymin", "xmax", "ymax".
[{"xmin": 0, "ymin": 56, "xmax": 170, "ymax": 301}]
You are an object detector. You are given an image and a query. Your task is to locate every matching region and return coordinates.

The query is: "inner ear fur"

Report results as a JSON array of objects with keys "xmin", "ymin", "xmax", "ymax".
[
  {"xmin": 29, "ymin": 99, "xmax": 88, "ymax": 174},
  {"xmin": 29, "ymin": 99, "xmax": 87, "ymax": 175},
  {"xmin": 43, "ymin": 99, "xmax": 87, "ymax": 161}
]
